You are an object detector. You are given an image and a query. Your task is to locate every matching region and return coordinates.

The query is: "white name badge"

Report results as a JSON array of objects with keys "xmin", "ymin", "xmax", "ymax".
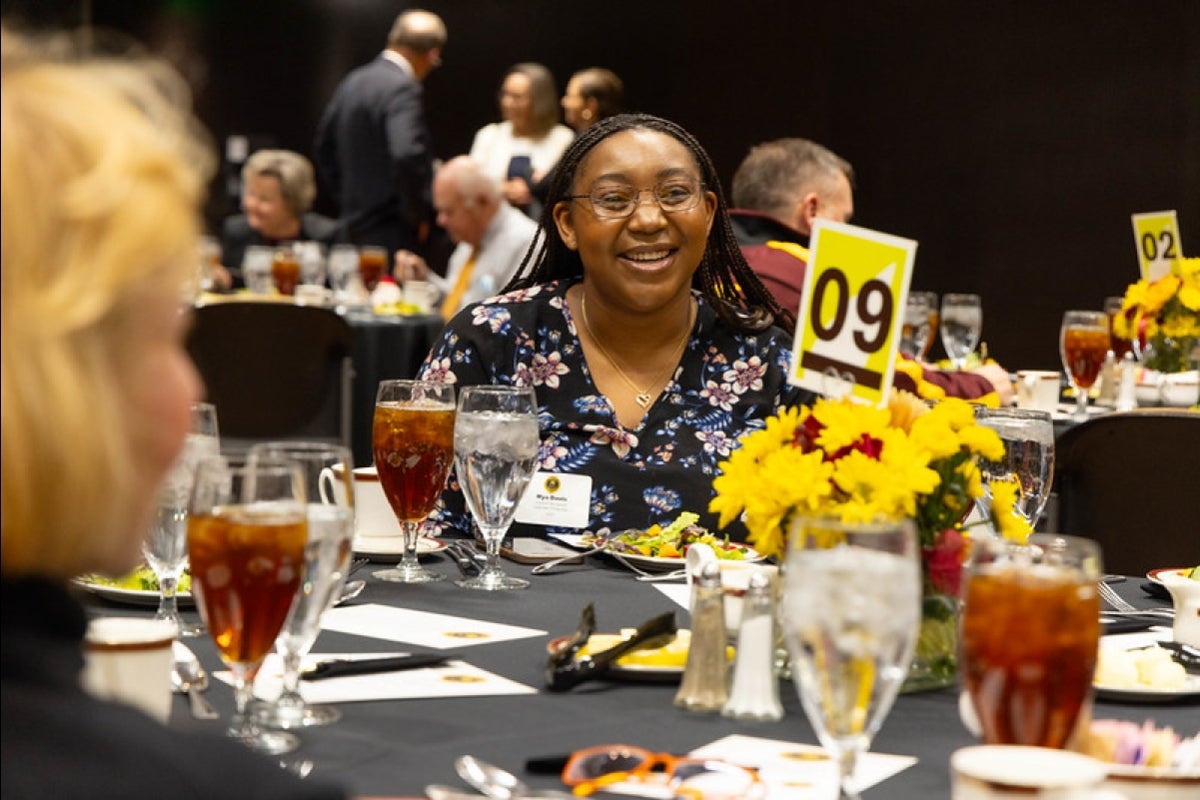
[
  {"xmin": 1131, "ymin": 210, "xmax": 1182, "ymax": 281},
  {"xmin": 789, "ymin": 219, "xmax": 918, "ymax": 407},
  {"xmin": 514, "ymin": 472, "xmax": 592, "ymax": 529}
]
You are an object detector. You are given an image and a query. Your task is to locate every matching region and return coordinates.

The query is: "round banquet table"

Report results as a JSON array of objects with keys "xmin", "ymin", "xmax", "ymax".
[{"xmin": 81, "ymin": 556, "xmax": 1195, "ymax": 799}]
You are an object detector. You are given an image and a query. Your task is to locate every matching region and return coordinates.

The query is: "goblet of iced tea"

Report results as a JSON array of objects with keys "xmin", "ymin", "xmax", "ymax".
[
  {"xmin": 188, "ymin": 454, "xmax": 308, "ymax": 754},
  {"xmin": 358, "ymin": 245, "xmax": 388, "ymax": 293},
  {"xmin": 372, "ymin": 379, "xmax": 455, "ymax": 583},
  {"xmin": 960, "ymin": 534, "xmax": 1101, "ymax": 749},
  {"xmin": 1104, "ymin": 296, "xmax": 1134, "ymax": 361},
  {"xmin": 271, "ymin": 248, "xmax": 301, "ymax": 296},
  {"xmin": 1059, "ymin": 310, "xmax": 1109, "ymax": 421}
]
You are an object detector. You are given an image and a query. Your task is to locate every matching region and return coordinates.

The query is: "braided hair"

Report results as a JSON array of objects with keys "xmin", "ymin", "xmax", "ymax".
[{"xmin": 503, "ymin": 113, "xmax": 795, "ymax": 335}]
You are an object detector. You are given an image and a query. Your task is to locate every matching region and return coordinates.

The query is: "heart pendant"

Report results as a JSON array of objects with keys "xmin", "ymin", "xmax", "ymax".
[{"xmin": 634, "ymin": 392, "xmax": 652, "ymax": 408}]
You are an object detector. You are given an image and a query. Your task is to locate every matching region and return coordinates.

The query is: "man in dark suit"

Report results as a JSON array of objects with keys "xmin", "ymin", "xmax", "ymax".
[{"xmin": 314, "ymin": 9, "xmax": 447, "ymax": 259}]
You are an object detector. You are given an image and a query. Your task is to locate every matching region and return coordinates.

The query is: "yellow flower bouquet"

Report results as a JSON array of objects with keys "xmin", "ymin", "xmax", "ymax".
[
  {"xmin": 709, "ymin": 390, "xmax": 1032, "ymax": 690},
  {"xmin": 1112, "ymin": 257, "xmax": 1200, "ymax": 374}
]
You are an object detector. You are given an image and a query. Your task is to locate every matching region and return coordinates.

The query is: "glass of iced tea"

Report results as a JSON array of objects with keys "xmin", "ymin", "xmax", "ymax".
[
  {"xmin": 1059, "ymin": 310, "xmax": 1109, "ymax": 421},
  {"xmin": 271, "ymin": 247, "xmax": 301, "ymax": 296},
  {"xmin": 372, "ymin": 379, "xmax": 455, "ymax": 583},
  {"xmin": 188, "ymin": 454, "xmax": 308, "ymax": 754},
  {"xmin": 960, "ymin": 534, "xmax": 1101, "ymax": 749},
  {"xmin": 358, "ymin": 245, "xmax": 388, "ymax": 293}
]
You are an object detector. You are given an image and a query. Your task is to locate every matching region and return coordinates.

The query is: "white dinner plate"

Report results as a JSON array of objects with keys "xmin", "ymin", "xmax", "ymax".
[
  {"xmin": 548, "ymin": 533, "xmax": 764, "ymax": 574},
  {"xmin": 353, "ymin": 535, "xmax": 448, "ymax": 562},
  {"xmin": 1093, "ymin": 674, "xmax": 1200, "ymax": 703},
  {"xmin": 547, "ymin": 632, "xmax": 690, "ymax": 682},
  {"xmin": 72, "ymin": 577, "xmax": 194, "ymax": 608}
]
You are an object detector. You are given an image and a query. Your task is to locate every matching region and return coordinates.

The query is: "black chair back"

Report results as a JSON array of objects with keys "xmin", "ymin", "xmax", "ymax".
[
  {"xmin": 1051, "ymin": 409, "xmax": 1200, "ymax": 576},
  {"xmin": 186, "ymin": 302, "xmax": 353, "ymax": 450}
]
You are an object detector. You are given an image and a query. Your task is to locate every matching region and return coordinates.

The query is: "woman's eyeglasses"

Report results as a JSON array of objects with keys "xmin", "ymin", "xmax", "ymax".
[
  {"xmin": 568, "ymin": 178, "xmax": 706, "ymax": 220},
  {"xmin": 561, "ymin": 744, "xmax": 762, "ymax": 799}
]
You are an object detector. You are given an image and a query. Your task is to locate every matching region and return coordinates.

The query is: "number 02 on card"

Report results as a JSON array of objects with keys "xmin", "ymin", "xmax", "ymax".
[{"xmin": 789, "ymin": 220, "xmax": 918, "ymax": 406}]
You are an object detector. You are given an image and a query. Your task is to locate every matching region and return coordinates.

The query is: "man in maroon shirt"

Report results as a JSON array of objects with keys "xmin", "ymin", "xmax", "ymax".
[{"xmin": 729, "ymin": 138, "xmax": 1012, "ymax": 403}]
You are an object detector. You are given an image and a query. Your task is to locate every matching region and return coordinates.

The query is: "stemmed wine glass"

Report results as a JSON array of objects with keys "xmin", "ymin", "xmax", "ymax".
[
  {"xmin": 940, "ymin": 293, "xmax": 982, "ymax": 370},
  {"xmin": 1060, "ymin": 310, "xmax": 1109, "ymax": 422},
  {"xmin": 250, "ymin": 442, "xmax": 355, "ymax": 730},
  {"xmin": 780, "ymin": 516, "xmax": 920, "ymax": 800},
  {"xmin": 900, "ymin": 293, "xmax": 931, "ymax": 359},
  {"xmin": 913, "ymin": 291, "xmax": 939, "ymax": 360},
  {"xmin": 143, "ymin": 402, "xmax": 218, "ymax": 637},
  {"xmin": 188, "ymin": 454, "xmax": 308, "ymax": 754},
  {"xmin": 373, "ymin": 379, "xmax": 455, "ymax": 583},
  {"xmin": 453, "ymin": 386, "xmax": 540, "ymax": 591},
  {"xmin": 973, "ymin": 407, "xmax": 1055, "ymax": 530}
]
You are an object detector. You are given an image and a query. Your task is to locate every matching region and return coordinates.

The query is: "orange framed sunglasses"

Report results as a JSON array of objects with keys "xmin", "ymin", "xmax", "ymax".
[{"xmin": 561, "ymin": 744, "xmax": 762, "ymax": 799}]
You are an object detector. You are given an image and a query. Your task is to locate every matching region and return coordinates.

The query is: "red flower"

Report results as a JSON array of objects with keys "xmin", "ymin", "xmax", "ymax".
[{"xmin": 922, "ymin": 528, "xmax": 966, "ymax": 596}]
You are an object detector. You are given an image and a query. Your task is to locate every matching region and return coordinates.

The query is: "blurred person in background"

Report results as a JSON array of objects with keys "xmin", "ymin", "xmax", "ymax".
[
  {"xmin": 315, "ymin": 9, "xmax": 446, "ymax": 259},
  {"xmin": 730, "ymin": 137, "xmax": 1011, "ymax": 404},
  {"xmin": 220, "ymin": 148, "xmax": 341, "ymax": 287},
  {"xmin": 559, "ymin": 67, "xmax": 624, "ymax": 133},
  {"xmin": 469, "ymin": 62, "xmax": 573, "ymax": 218},
  {"xmin": 0, "ymin": 27, "xmax": 347, "ymax": 798},
  {"xmin": 392, "ymin": 155, "xmax": 537, "ymax": 319}
]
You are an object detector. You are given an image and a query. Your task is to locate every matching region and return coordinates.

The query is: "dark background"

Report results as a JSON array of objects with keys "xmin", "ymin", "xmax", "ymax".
[{"xmin": 5, "ymin": 0, "xmax": 1198, "ymax": 370}]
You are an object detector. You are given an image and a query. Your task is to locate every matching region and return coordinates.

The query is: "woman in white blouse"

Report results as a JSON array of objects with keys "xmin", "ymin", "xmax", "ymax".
[{"xmin": 469, "ymin": 62, "xmax": 573, "ymax": 217}]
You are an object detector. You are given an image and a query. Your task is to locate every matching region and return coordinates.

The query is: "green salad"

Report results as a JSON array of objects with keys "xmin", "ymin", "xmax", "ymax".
[
  {"xmin": 608, "ymin": 512, "xmax": 751, "ymax": 560},
  {"xmin": 83, "ymin": 565, "xmax": 191, "ymax": 593}
]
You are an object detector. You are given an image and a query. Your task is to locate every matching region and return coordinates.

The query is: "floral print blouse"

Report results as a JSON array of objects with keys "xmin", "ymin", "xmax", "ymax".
[{"xmin": 418, "ymin": 278, "xmax": 808, "ymax": 541}]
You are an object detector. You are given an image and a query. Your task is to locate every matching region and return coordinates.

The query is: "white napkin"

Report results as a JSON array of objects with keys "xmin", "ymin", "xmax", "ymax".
[
  {"xmin": 317, "ymin": 603, "xmax": 547, "ymax": 649},
  {"xmin": 689, "ymin": 734, "xmax": 916, "ymax": 798},
  {"xmin": 220, "ymin": 652, "xmax": 536, "ymax": 704}
]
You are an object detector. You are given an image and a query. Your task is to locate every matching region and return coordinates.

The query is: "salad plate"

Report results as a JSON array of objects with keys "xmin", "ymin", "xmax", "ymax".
[
  {"xmin": 1148, "ymin": 567, "xmax": 1193, "ymax": 585},
  {"xmin": 72, "ymin": 576, "xmax": 193, "ymax": 608},
  {"xmin": 547, "ymin": 630, "xmax": 701, "ymax": 682},
  {"xmin": 353, "ymin": 535, "xmax": 447, "ymax": 562},
  {"xmin": 1093, "ymin": 676, "xmax": 1200, "ymax": 704}
]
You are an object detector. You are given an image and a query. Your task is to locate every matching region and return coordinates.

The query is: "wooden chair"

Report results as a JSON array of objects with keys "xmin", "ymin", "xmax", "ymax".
[
  {"xmin": 1050, "ymin": 409, "xmax": 1200, "ymax": 576},
  {"xmin": 186, "ymin": 301, "xmax": 354, "ymax": 452}
]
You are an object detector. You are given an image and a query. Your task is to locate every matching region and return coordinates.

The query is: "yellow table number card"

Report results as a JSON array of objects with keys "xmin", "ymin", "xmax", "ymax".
[
  {"xmin": 1131, "ymin": 210, "xmax": 1182, "ymax": 281},
  {"xmin": 789, "ymin": 220, "xmax": 917, "ymax": 407}
]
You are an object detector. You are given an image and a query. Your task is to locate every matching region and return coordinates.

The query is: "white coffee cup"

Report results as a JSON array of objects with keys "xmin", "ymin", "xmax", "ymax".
[
  {"xmin": 402, "ymin": 280, "xmax": 439, "ymax": 312},
  {"xmin": 82, "ymin": 617, "xmax": 176, "ymax": 723},
  {"xmin": 319, "ymin": 464, "xmax": 400, "ymax": 539},
  {"xmin": 951, "ymin": 746, "xmax": 1119, "ymax": 800},
  {"xmin": 1159, "ymin": 371, "xmax": 1199, "ymax": 407},
  {"xmin": 1016, "ymin": 370, "xmax": 1062, "ymax": 412},
  {"xmin": 294, "ymin": 284, "xmax": 334, "ymax": 307}
]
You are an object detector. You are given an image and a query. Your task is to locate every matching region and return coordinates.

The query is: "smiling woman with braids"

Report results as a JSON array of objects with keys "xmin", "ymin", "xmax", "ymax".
[{"xmin": 419, "ymin": 113, "xmax": 809, "ymax": 541}]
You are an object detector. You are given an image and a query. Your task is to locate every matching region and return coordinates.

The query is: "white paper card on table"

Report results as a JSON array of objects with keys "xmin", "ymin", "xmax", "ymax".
[
  {"xmin": 515, "ymin": 471, "xmax": 591, "ymax": 528},
  {"xmin": 689, "ymin": 734, "xmax": 916, "ymax": 798},
  {"xmin": 1130, "ymin": 210, "xmax": 1182, "ymax": 281},
  {"xmin": 317, "ymin": 603, "xmax": 546, "ymax": 649},
  {"xmin": 654, "ymin": 583, "xmax": 690, "ymax": 610},
  {"xmin": 789, "ymin": 219, "xmax": 917, "ymax": 408},
  {"xmin": 234, "ymin": 652, "xmax": 537, "ymax": 704}
]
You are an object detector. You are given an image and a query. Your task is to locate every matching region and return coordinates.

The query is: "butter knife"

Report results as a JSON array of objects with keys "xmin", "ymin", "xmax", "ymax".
[{"xmin": 301, "ymin": 653, "xmax": 455, "ymax": 681}]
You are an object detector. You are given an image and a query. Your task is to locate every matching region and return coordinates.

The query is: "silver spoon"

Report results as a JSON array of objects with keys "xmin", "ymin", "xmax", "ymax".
[
  {"xmin": 454, "ymin": 755, "xmax": 573, "ymax": 800},
  {"xmin": 172, "ymin": 642, "xmax": 219, "ymax": 719},
  {"xmin": 336, "ymin": 579, "xmax": 366, "ymax": 606}
]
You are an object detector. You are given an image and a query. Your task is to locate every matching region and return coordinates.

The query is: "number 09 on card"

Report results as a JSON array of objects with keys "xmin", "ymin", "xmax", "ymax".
[{"xmin": 789, "ymin": 220, "xmax": 917, "ymax": 406}]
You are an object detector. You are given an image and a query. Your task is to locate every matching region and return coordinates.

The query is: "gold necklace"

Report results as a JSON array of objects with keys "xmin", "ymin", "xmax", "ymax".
[{"xmin": 579, "ymin": 292, "xmax": 693, "ymax": 409}]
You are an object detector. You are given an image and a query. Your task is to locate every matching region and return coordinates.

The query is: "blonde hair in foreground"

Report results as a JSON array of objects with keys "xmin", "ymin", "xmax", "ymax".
[{"xmin": 1, "ymin": 28, "xmax": 213, "ymax": 577}]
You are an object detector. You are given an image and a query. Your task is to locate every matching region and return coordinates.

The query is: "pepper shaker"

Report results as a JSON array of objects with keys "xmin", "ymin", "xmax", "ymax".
[
  {"xmin": 722, "ymin": 569, "xmax": 784, "ymax": 721},
  {"xmin": 674, "ymin": 560, "xmax": 729, "ymax": 712}
]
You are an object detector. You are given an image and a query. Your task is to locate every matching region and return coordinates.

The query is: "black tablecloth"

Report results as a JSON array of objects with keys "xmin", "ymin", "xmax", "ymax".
[
  {"xmin": 345, "ymin": 312, "xmax": 444, "ymax": 468},
  {"xmin": 81, "ymin": 561, "xmax": 1194, "ymax": 799}
]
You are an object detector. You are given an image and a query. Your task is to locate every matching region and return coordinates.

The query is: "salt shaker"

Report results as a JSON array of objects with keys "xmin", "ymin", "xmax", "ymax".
[
  {"xmin": 1115, "ymin": 351, "xmax": 1138, "ymax": 412},
  {"xmin": 674, "ymin": 560, "xmax": 729, "ymax": 712},
  {"xmin": 1097, "ymin": 350, "xmax": 1118, "ymax": 406},
  {"xmin": 722, "ymin": 569, "xmax": 784, "ymax": 721}
]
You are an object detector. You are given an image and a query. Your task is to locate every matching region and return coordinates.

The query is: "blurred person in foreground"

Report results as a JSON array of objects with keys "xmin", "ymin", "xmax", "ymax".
[
  {"xmin": 730, "ymin": 137, "xmax": 1011, "ymax": 404},
  {"xmin": 220, "ymin": 148, "xmax": 341, "ymax": 287},
  {"xmin": 419, "ymin": 114, "xmax": 808, "ymax": 541},
  {"xmin": 392, "ymin": 155, "xmax": 537, "ymax": 319},
  {"xmin": 314, "ymin": 9, "xmax": 446, "ymax": 258},
  {"xmin": 0, "ymin": 28, "xmax": 347, "ymax": 799}
]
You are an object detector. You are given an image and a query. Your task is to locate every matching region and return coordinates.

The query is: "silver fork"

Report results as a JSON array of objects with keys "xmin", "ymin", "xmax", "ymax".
[{"xmin": 1097, "ymin": 579, "xmax": 1137, "ymax": 612}]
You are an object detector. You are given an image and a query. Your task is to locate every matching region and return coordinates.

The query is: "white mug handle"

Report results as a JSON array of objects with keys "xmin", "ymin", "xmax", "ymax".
[{"xmin": 318, "ymin": 467, "xmax": 337, "ymax": 505}]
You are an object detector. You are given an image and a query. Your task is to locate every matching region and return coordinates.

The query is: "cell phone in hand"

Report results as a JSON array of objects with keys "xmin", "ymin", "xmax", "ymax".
[{"xmin": 500, "ymin": 537, "xmax": 583, "ymax": 565}]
